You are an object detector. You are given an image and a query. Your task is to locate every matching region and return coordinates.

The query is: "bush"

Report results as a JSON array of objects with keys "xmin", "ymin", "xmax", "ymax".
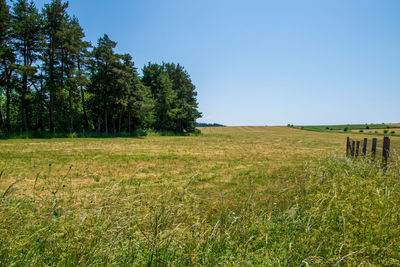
[
  {"xmin": 344, "ymin": 127, "xmax": 348, "ymax": 132},
  {"xmin": 391, "ymin": 131, "xmax": 395, "ymax": 134},
  {"xmin": 384, "ymin": 129, "xmax": 389, "ymax": 134},
  {"xmin": 366, "ymin": 125, "xmax": 370, "ymax": 129},
  {"xmin": 359, "ymin": 129, "xmax": 364, "ymax": 133},
  {"xmin": 192, "ymin": 128, "xmax": 202, "ymax": 136}
]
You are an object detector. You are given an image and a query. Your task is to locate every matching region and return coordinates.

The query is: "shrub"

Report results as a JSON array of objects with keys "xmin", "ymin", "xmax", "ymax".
[
  {"xmin": 384, "ymin": 129, "xmax": 388, "ymax": 134},
  {"xmin": 192, "ymin": 128, "xmax": 202, "ymax": 136},
  {"xmin": 366, "ymin": 125, "xmax": 370, "ymax": 129},
  {"xmin": 344, "ymin": 127, "xmax": 348, "ymax": 132},
  {"xmin": 359, "ymin": 129, "xmax": 364, "ymax": 133}
]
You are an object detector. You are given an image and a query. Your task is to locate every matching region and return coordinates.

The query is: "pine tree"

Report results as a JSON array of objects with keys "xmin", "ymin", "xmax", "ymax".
[
  {"xmin": 11, "ymin": 0, "xmax": 43, "ymax": 131},
  {"xmin": 59, "ymin": 16, "xmax": 87, "ymax": 132},
  {"xmin": 164, "ymin": 63, "xmax": 201, "ymax": 132},
  {"xmin": 117, "ymin": 54, "xmax": 154, "ymax": 132},
  {"xmin": 0, "ymin": 0, "xmax": 15, "ymax": 132},
  {"xmin": 42, "ymin": 0, "xmax": 69, "ymax": 133},
  {"xmin": 142, "ymin": 63, "xmax": 176, "ymax": 131},
  {"xmin": 87, "ymin": 34, "xmax": 119, "ymax": 133}
]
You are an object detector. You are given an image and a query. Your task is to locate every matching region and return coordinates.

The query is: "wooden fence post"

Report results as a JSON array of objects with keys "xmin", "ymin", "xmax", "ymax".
[
  {"xmin": 372, "ymin": 138, "xmax": 377, "ymax": 158},
  {"xmin": 382, "ymin": 137, "xmax": 390, "ymax": 163},
  {"xmin": 355, "ymin": 141, "xmax": 360, "ymax": 157},
  {"xmin": 346, "ymin": 137, "xmax": 351, "ymax": 157},
  {"xmin": 351, "ymin": 141, "xmax": 355, "ymax": 157},
  {"xmin": 362, "ymin": 138, "xmax": 368, "ymax": 156}
]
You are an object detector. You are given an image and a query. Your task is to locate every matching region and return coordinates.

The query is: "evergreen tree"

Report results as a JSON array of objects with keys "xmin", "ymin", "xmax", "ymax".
[
  {"xmin": 117, "ymin": 54, "xmax": 154, "ymax": 132},
  {"xmin": 87, "ymin": 34, "xmax": 119, "ymax": 133},
  {"xmin": 142, "ymin": 63, "xmax": 177, "ymax": 131},
  {"xmin": 59, "ymin": 16, "xmax": 87, "ymax": 132},
  {"xmin": 11, "ymin": 0, "xmax": 43, "ymax": 131},
  {"xmin": 42, "ymin": 0, "xmax": 69, "ymax": 133},
  {"xmin": 0, "ymin": 0, "xmax": 15, "ymax": 132},
  {"xmin": 142, "ymin": 63, "xmax": 201, "ymax": 132},
  {"xmin": 0, "ymin": 0, "xmax": 201, "ymax": 136},
  {"xmin": 164, "ymin": 63, "xmax": 201, "ymax": 132}
]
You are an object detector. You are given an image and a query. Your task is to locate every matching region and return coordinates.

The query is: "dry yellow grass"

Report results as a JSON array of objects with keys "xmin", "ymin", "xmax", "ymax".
[{"xmin": 1, "ymin": 126, "xmax": 398, "ymax": 202}]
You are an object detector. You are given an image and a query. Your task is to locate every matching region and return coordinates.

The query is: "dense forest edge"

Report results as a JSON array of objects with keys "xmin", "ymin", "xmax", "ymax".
[{"xmin": 0, "ymin": 0, "xmax": 201, "ymax": 138}]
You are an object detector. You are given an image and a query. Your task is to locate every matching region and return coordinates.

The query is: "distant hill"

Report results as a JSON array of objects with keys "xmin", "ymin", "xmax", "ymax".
[{"xmin": 197, "ymin": 123, "xmax": 226, "ymax": 127}]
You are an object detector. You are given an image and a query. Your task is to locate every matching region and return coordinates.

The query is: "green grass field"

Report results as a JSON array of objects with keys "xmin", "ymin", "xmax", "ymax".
[
  {"xmin": 295, "ymin": 123, "xmax": 400, "ymax": 136},
  {"xmin": 0, "ymin": 127, "xmax": 399, "ymax": 265}
]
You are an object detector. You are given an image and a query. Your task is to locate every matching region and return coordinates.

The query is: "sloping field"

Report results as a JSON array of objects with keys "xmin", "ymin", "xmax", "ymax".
[{"xmin": 0, "ymin": 127, "xmax": 399, "ymax": 265}]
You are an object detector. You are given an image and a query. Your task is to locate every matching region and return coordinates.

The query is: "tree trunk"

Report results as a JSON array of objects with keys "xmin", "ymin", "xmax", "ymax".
[
  {"xmin": 6, "ymin": 84, "xmax": 11, "ymax": 132},
  {"xmin": 80, "ymin": 86, "xmax": 88, "ymax": 131},
  {"xmin": 78, "ymin": 59, "xmax": 89, "ymax": 131},
  {"xmin": 104, "ymin": 109, "xmax": 108, "ymax": 134},
  {"xmin": 69, "ymin": 88, "xmax": 73, "ymax": 133},
  {"xmin": 49, "ymin": 39, "xmax": 56, "ymax": 134},
  {"xmin": 176, "ymin": 118, "xmax": 182, "ymax": 133},
  {"xmin": 67, "ymin": 69, "xmax": 73, "ymax": 133},
  {"xmin": 118, "ymin": 108, "xmax": 123, "ymax": 133},
  {"xmin": 0, "ymin": 97, "xmax": 3, "ymax": 128},
  {"xmin": 97, "ymin": 114, "xmax": 101, "ymax": 133},
  {"xmin": 22, "ymin": 74, "xmax": 28, "ymax": 132},
  {"xmin": 50, "ymin": 91, "xmax": 55, "ymax": 133},
  {"xmin": 128, "ymin": 112, "xmax": 131, "ymax": 133}
]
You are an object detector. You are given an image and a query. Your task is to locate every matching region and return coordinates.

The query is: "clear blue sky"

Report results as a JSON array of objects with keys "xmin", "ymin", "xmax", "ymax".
[{"xmin": 32, "ymin": 0, "xmax": 400, "ymax": 126}]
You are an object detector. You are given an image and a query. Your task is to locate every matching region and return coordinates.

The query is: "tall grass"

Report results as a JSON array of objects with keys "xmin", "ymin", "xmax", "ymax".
[{"xmin": 0, "ymin": 156, "xmax": 399, "ymax": 265}]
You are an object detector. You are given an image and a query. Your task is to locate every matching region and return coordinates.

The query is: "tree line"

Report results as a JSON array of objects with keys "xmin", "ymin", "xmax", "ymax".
[{"xmin": 0, "ymin": 0, "xmax": 201, "ymax": 135}]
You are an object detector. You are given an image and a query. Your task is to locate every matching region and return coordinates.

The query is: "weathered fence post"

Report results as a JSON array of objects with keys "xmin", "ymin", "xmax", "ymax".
[
  {"xmin": 346, "ymin": 137, "xmax": 351, "ymax": 157},
  {"xmin": 351, "ymin": 140, "xmax": 355, "ymax": 157},
  {"xmin": 382, "ymin": 136, "xmax": 390, "ymax": 163},
  {"xmin": 362, "ymin": 138, "xmax": 368, "ymax": 156},
  {"xmin": 371, "ymin": 138, "xmax": 377, "ymax": 158},
  {"xmin": 355, "ymin": 141, "xmax": 360, "ymax": 157}
]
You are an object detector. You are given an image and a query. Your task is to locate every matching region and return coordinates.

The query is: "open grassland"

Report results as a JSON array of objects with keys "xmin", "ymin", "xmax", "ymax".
[
  {"xmin": 0, "ymin": 127, "xmax": 399, "ymax": 265},
  {"xmin": 295, "ymin": 123, "xmax": 400, "ymax": 136}
]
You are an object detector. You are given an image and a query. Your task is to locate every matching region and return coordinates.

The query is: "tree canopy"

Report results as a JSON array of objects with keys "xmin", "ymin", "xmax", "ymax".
[{"xmin": 0, "ymin": 0, "xmax": 201, "ymax": 135}]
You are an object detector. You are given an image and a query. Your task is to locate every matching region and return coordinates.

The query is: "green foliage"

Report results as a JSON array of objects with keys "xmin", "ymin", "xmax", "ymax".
[
  {"xmin": 142, "ymin": 63, "xmax": 201, "ymax": 133},
  {"xmin": 0, "ymin": 0, "xmax": 201, "ymax": 136}
]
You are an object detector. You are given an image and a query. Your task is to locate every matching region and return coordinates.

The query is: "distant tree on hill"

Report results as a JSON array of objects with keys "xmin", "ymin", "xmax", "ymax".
[{"xmin": 197, "ymin": 123, "xmax": 226, "ymax": 127}]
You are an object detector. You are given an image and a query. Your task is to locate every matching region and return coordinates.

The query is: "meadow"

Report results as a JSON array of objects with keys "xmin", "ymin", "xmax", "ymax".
[
  {"xmin": 295, "ymin": 123, "xmax": 400, "ymax": 136},
  {"xmin": 0, "ymin": 127, "xmax": 399, "ymax": 265}
]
